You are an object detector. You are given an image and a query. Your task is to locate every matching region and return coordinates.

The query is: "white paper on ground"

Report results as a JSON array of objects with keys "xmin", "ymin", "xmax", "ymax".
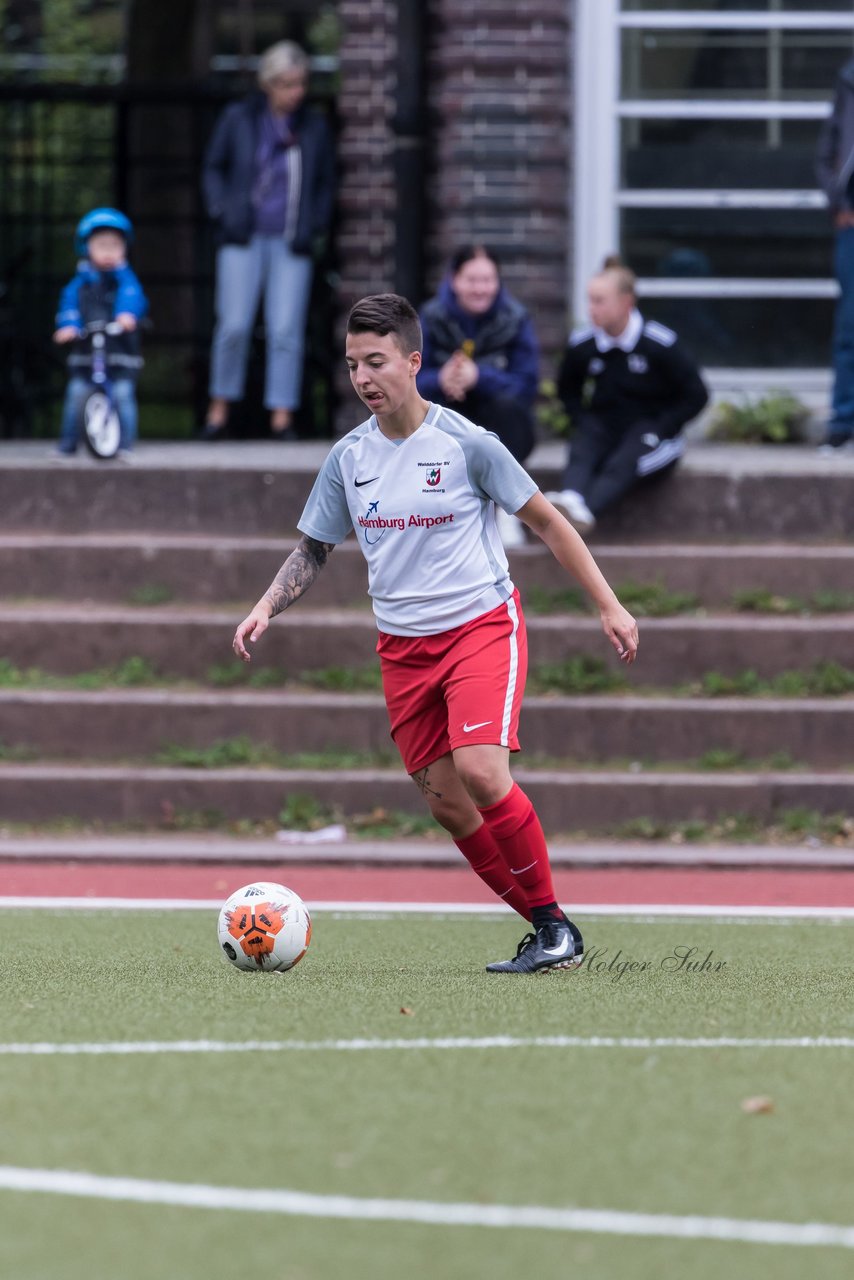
[{"xmin": 275, "ymin": 825, "xmax": 348, "ymax": 845}]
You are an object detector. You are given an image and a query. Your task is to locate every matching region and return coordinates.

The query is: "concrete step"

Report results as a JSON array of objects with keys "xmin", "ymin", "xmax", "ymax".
[
  {"xmin": 1, "ymin": 441, "xmax": 853, "ymax": 540},
  {"xmin": 6, "ymin": 535, "xmax": 854, "ymax": 606},
  {"xmin": 2, "ymin": 835, "xmax": 853, "ymax": 868},
  {"xmin": 2, "ymin": 690, "xmax": 853, "ymax": 767},
  {"xmin": 1, "ymin": 604, "xmax": 852, "ymax": 683},
  {"xmin": 0, "ymin": 763, "xmax": 849, "ymax": 829}
]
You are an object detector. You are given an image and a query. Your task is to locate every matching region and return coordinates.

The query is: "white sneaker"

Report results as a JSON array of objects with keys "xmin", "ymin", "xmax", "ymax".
[
  {"xmin": 818, "ymin": 438, "xmax": 854, "ymax": 457},
  {"xmin": 494, "ymin": 506, "xmax": 526, "ymax": 548},
  {"xmin": 544, "ymin": 489, "xmax": 596, "ymax": 535}
]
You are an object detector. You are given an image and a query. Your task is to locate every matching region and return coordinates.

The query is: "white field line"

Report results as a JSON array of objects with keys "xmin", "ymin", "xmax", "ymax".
[
  {"xmin": 2, "ymin": 1035, "xmax": 853, "ymax": 1057},
  {"xmin": 0, "ymin": 1166, "xmax": 853, "ymax": 1249},
  {"xmin": 1, "ymin": 897, "xmax": 854, "ymax": 921}
]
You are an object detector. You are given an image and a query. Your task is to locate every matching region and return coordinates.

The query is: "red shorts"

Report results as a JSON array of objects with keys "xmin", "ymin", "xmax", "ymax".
[{"xmin": 376, "ymin": 590, "xmax": 528, "ymax": 774}]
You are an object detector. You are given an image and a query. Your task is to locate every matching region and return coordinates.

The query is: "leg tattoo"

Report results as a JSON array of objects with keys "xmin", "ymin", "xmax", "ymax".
[{"xmin": 411, "ymin": 767, "xmax": 443, "ymax": 800}]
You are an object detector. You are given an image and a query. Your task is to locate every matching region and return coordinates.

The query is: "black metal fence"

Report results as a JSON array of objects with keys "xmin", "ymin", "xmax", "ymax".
[{"xmin": 0, "ymin": 82, "xmax": 338, "ymax": 441}]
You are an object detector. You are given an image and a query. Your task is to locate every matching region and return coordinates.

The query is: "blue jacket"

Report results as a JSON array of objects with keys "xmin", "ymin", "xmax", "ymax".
[
  {"xmin": 817, "ymin": 57, "xmax": 854, "ymax": 214},
  {"xmin": 202, "ymin": 93, "xmax": 336, "ymax": 255},
  {"xmin": 56, "ymin": 262, "xmax": 148, "ymax": 329},
  {"xmin": 417, "ymin": 279, "xmax": 539, "ymax": 406},
  {"xmin": 56, "ymin": 262, "xmax": 148, "ymax": 378}
]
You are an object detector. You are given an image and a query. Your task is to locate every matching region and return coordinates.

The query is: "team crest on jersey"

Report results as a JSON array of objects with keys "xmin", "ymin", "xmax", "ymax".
[
  {"xmin": 417, "ymin": 459, "xmax": 448, "ymax": 494},
  {"xmin": 628, "ymin": 354, "xmax": 648, "ymax": 374}
]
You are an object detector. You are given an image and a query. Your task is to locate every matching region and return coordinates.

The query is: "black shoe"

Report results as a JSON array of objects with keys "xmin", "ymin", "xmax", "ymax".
[
  {"xmin": 195, "ymin": 421, "xmax": 227, "ymax": 442},
  {"xmin": 486, "ymin": 917, "xmax": 584, "ymax": 974},
  {"xmin": 818, "ymin": 437, "xmax": 853, "ymax": 456}
]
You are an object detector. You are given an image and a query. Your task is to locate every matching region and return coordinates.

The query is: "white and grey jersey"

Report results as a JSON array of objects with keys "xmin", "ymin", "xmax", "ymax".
[{"xmin": 297, "ymin": 402, "xmax": 538, "ymax": 636}]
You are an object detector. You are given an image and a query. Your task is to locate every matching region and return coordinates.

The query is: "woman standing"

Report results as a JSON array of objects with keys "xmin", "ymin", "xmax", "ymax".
[{"xmin": 201, "ymin": 41, "xmax": 335, "ymax": 440}]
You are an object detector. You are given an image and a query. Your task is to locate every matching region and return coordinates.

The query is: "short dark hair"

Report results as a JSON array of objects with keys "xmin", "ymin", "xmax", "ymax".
[
  {"xmin": 347, "ymin": 293, "xmax": 422, "ymax": 355},
  {"xmin": 449, "ymin": 244, "xmax": 501, "ymax": 275}
]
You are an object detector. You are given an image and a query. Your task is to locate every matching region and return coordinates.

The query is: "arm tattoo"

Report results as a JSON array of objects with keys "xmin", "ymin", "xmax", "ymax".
[
  {"xmin": 411, "ymin": 767, "xmax": 443, "ymax": 800},
  {"xmin": 263, "ymin": 535, "xmax": 333, "ymax": 618}
]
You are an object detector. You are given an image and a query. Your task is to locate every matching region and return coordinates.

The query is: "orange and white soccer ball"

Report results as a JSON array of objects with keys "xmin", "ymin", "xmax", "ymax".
[{"xmin": 217, "ymin": 882, "xmax": 312, "ymax": 972}]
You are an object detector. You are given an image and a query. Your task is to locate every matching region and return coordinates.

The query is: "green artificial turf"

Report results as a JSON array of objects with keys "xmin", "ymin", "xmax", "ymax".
[{"xmin": 1, "ymin": 911, "xmax": 853, "ymax": 1280}]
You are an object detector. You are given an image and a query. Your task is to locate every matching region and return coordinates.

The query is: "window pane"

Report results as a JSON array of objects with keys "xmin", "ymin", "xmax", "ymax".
[
  {"xmin": 633, "ymin": 296, "xmax": 833, "ymax": 368},
  {"xmin": 622, "ymin": 2, "xmax": 854, "ymax": 11},
  {"xmin": 621, "ymin": 118, "xmax": 822, "ymax": 189},
  {"xmin": 621, "ymin": 29, "xmax": 854, "ymax": 100},
  {"xmin": 622, "ymin": 207, "xmax": 833, "ymax": 279}
]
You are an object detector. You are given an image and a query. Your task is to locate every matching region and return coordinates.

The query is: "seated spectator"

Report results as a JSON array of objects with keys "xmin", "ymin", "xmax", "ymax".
[
  {"xmin": 546, "ymin": 256, "xmax": 708, "ymax": 536},
  {"xmin": 418, "ymin": 246, "xmax": 539, "ymax": 546}
]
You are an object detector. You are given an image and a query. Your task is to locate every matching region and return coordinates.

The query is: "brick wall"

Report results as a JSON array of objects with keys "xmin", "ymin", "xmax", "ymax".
[
  {"xmin": 336, "ymin": 0, "xmax": 399, "ymax": 304},
  {"xmin": 425, "ymin": 1, "xmax": 572, "ymax": 358},
  {"xmin": 335, "ymin": 1, "xmax": 573, "ymax": 430}
]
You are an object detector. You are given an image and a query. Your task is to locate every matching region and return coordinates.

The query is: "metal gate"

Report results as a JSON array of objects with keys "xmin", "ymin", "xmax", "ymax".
[{"xmin": 0, "ymin": 82, "xmax": 337, "ymax": 441}]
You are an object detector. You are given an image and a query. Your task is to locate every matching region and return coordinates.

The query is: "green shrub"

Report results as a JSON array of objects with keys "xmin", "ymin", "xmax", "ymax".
[
  {"xmin": 112, "ymin": 657, "xmax": 160, "ymax": 686},
  {"xmin": 301, "ymin": 665, "xmax": 383, "ymax": 692},
  {"xmin": 529, "ymin": 655, "xmax": 628, "ymax": 694},
  {"xmin": 535, "ymin": 378, "xmax": 571, "ymax": 437},
  {"xmin": 277, "ymin": 792, "xmax": 335, "ymax": 831},
  {"xmin": 526, "ymin": 586, "xmax": 588, "ymax": 615},
  {"xmin": 733, "ymin": 588, "xmax": 803, "ymax": 614},
  {"xmin": 615, "ymin": 580, "xmax": 700, "ymax": 617},
  {"xmin": 707, "ymin": 392, "xmax": 810, "ymax": 444},
  {"xmin": 811, "ymin": 590, "xmax": 854, "ymax": 613},
  {"xmin": 697, "ymin": 748, "xmax": 747, "ymax": 771},
  {"xmin": 127, "ymin": 583, "xmax": 173, "ymax": 606}
]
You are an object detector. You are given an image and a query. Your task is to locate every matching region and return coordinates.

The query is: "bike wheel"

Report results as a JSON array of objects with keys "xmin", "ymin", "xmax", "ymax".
[{"xmin": 83, "ymin": 390, "xmax": 121, "ymax": 459}]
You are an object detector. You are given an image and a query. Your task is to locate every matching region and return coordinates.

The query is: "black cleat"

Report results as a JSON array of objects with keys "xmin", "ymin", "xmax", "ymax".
[
  {"xmin": 195, "ymin": 421, "xmax": 227, "ymax": 442},
  {"xmin": 486, "ymin": 917, "xmax": 584, "ymax": 974}
]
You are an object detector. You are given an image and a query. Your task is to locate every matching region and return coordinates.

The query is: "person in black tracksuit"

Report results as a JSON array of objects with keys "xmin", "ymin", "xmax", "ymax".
[{"xmin": 545, "ymin": 259, "xmax": 708, "ymax": 535}]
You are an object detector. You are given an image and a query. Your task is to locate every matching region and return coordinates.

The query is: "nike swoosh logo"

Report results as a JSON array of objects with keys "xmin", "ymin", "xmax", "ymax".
[
  {"xmin": 543, "ymin": 935, "xmax": 571, "ymax": 958},
  {"xmin": 462, "ymin": 720, "xmax": 493, "ymax": 733},
  {"xmin": 354, "ymin": 476, "xmax": 380, "ymax": 488}
]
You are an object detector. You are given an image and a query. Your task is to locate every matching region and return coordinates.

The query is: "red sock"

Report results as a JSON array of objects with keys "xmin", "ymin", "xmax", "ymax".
[
  {"xmin": 454, "ymin": 824, "xmax": 531, "ymax": 921},
  {"xmin": 477, "ymin": 783, "xmax": 558, "ymax": 911}
]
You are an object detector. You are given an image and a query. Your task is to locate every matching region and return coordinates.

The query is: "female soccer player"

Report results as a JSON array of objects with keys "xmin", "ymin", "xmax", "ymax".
[{"xmin": 233, "ymin": 294, "xmax": 638, "ymax": 973}]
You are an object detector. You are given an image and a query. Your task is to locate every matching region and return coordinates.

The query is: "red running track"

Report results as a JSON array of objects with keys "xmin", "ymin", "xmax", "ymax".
[{"xmin": 3, "ymin": 862, "xmax": 854, "ymax": 908}]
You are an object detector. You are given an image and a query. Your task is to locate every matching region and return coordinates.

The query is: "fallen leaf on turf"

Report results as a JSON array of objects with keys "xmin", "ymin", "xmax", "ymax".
[
  {"xmin": 400, "ymin": 1007, "xmax": 414, "ymax": 1016},
  {"xmin": 741, "ymin": 1096, "xmax": 775, "ymax": 1114}
]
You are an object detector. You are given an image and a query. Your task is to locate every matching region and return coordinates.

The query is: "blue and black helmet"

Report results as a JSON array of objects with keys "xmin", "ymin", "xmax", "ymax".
[{"xmin": 74, "ymin": 207, "xmax": 134, "ymax": 256}]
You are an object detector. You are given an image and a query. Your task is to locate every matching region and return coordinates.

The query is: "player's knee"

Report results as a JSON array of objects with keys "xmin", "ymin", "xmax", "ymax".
[
  {"xmin": 453, "ymin": 757, "xmax": 509, "ymax": 809},
  {"xmin": 421, "ymin": 794, "xmax": 470, "ymax": 837}
]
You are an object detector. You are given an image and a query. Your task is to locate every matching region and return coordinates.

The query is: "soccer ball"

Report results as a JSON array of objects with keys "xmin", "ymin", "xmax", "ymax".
[{"xmin": 217, "ymin": 882, "xmax": 312, "ymax": 972}]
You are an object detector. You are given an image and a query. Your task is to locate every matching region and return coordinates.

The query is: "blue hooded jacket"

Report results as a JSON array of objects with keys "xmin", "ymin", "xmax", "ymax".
[
  {"xmin": 56, "ymin": 262, "xmax": 148, "ymax": 330},
  {"xmin": 56, "ymin": 261, "xmax": 148, "ymax": 379},
  {"xmin": 417, "ymin": 279, "xmax": 539, "ymax": 406}
]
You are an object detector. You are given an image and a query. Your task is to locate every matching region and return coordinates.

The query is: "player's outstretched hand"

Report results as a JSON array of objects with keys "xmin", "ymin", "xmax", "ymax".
[
  {"xmin": 600, "ymin": 602, "xmax": 639, "ymax": 665},
  {"xmin": 233, "ymin": 603, "xmax": 272, "ymax": 663}
]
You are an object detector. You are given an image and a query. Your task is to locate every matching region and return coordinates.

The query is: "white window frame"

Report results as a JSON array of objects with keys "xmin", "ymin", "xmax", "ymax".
[{"xmin": 572, "ymin": 0, "xmax": 847, "ymax": 390}]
